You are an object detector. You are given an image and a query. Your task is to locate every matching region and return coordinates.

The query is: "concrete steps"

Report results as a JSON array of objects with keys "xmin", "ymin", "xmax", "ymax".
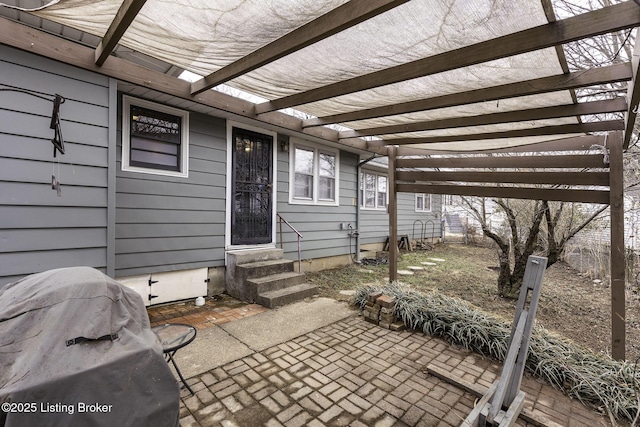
[
  {"xmin": 445, "ymin": 213, "xmax": 464, "ymax": 233},
  {"xmin": 227, "ymin": 248, "xmax": 318, "ymax": 308},
  {"xmin": 256, "ymin": 283, "xmax": 319, "ymax": 309},
  {"xmin": 248, "ymin": 271, "xmax": 306, "ymax": 295}
]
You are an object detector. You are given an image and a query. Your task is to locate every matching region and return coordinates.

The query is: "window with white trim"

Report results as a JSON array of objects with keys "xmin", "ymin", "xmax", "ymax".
[
  {"xmin": 360, "ymin": 171, "xmax": 387, "ymax": 209},
  {"xmin": 290, "ymin": 144, "xmax": 339, "ymax": 205},
  {"xmin": 122, "ymin": 95, "xmax": 189, "ymax": 177},
  {"xmin": 415, "ymin": 193, "xmax": 432, "ymax": 212}
]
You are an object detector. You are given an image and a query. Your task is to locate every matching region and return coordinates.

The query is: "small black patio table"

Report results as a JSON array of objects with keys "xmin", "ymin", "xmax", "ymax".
[{"xmin": 151, "ymin": 323, "xmax": 197, "ymax": 395}]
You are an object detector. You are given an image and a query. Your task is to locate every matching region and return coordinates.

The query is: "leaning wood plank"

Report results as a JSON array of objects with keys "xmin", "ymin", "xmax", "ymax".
[
  {"xmin": 461, "ymin": 381, "xmax": 498, "ymax": 427},
  {"xmin": 426, "ymin": 364, "xmax": 563, "ymax": 427},
  {"xmin": 504, "ymin": 256, "xmax": 548, "ymax": 405},
  {"xmin": 488, "ymin": 312, "xmax": 527, "ymax": 421},
  {"xmin": 500, "ymin": 391, "xmax": 527, "ymax": 427}
]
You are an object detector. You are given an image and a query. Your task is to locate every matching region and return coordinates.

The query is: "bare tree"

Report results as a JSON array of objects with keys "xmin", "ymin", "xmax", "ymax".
[
  {"xmin": 461, "ymin": 196, "xmax": 608, "ymax": 297},
  {"xmin": 448, "ymin": 0, "xmax": 637, "ymax": 297}
]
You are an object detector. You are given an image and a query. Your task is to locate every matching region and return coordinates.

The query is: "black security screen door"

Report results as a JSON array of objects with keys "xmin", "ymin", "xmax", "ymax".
[{"xmin": 231, "ymin": 128, "xmax": 273, "ymax": 245}]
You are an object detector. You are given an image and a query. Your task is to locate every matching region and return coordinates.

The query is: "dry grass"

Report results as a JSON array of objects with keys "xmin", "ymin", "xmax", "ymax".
[{"xmin": 306, "ymin": 243, "xmax": 640, "ymax": 362}]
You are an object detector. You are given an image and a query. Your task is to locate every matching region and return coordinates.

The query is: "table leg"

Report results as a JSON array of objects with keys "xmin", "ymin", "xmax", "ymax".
[{"xmin": 166, "ymin": 351, "xmax": 194, "ymax": 395}]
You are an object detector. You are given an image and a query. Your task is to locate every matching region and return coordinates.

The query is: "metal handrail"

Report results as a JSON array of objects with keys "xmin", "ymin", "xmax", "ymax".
[{"xmin": 276, "ymin": 214, "xmax": 303, "ymax": 273}]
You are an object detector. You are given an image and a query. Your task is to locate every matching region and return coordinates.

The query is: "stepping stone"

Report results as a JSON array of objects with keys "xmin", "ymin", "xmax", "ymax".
[
  {"xmin": 421, "ymin": 261, "xmax": 437, "ymax": 266},
  {"xmin": 408, "ymin": 266, "xmax": 425, "ymax": 271},
  {"xmin": 428, "ymin": 257, "xmax": 446, "ymax": 262},
  {"xmin": 397, "ymin": 270, "xmax": 414, "ymax": 276},
  {"xmin": 339, "ymin": 290, "xmax": 356, "ymax": 296},
  {"xmin": 357, "ymin": 269, "xmax": 374, "ymax": 274}
]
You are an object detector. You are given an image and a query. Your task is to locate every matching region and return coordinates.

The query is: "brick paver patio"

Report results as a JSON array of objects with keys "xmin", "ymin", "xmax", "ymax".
[
  {"xmin": 148, "ymin": 295, "xmax": 268, "ymax": 330},
  {"xmin": 175, "ymin": 315, "xmax": 616, "ymax": 427}
]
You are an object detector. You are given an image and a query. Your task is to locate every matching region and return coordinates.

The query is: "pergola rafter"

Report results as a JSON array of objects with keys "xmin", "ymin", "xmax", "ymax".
[
  {"xmin": 256, "ymin": 2, "xmax": 640, "ymax": 114},
  {"xmin": 94, "ymin": 0, "xmax": 147, "ymax": 66},
  {"xmin": 304, "ymin": 63, "xmax": 632, "ymax": 128},
  {"xmin": 395, "ymin": 135, "xmax": 607, "ymax": 156},
  {"xmin": 190, "ymin": 0, "xmax": 409, "ymax": 95},
  {"xmin": 339, "ymin": 98, "xmax": 627, "ymax": 140},
  {"xmin": 369, "ymin": 120, "xmax": 624, "ymax": 147}
]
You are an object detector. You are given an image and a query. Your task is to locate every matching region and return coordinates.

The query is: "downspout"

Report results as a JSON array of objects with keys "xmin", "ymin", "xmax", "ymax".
[{"xmin": 356, "ymin": 153, "xmax": 379, "ymax": 262}]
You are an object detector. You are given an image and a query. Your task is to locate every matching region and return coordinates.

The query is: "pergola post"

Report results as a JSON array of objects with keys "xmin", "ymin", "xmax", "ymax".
[
  {"xmin": 388, "ymin": 146, "xmax": 398, "ymax": 283},
  {"xmin": 609, "ymin": 131, "xmax": 626, "ymax": 360}
]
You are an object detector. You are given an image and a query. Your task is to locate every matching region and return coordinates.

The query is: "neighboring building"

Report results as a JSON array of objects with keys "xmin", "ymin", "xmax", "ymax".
[{"xmin": 0, "ymin": 45, "xmax": 441, "ymax": 305}]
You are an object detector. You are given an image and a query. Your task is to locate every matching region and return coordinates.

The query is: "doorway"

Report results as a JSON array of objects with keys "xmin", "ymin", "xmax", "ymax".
[{"xmin": 230, "ymin": 127, "xmax": 273, "ymax": 245}]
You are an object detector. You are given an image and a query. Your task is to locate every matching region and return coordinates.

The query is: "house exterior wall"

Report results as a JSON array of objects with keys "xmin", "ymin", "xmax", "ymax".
[
  {"xmin": 360, "ymin": 193, "xmax": 442, "ymax": 246},
  {"xmin": 359, "ymin": 165, "xmax": 442, "ymax": 248},
  {"xmin": 0, "ymin": 45, "xmax": 112, "ymax": 287},
  {"xmin": 276, "ymin": 145, "xmax": 359, "ymax": 262},
  {"xmin": 115, "ymin": 98, "xmax": 227, "ymax": 277},
  {"xmin": 398, "ymin": 193, "xmax": 442, "ymax": 240},
  {"xmin": 0, "ymin": 46, "xmax": 442, "ymax": 292}
]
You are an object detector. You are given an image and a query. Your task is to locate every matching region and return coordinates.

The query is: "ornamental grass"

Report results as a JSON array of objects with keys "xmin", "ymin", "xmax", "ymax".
[{"xmin": 354, "ymin": 283, "xmax": 640, "ymax": 423}]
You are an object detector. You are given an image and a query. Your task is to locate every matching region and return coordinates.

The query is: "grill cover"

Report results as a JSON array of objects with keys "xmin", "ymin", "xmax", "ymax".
[{"xmin": 0, "ymin": 267, "xmax": 180, "ymax": 427}]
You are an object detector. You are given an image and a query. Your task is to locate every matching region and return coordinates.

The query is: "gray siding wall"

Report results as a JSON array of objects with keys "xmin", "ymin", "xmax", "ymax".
[
  {"xmin": 397, "ymin": 193, "xmax": 442, "ymax": 240},
  {"xmin": 115, "ymin": 103, "xmax": 226, "ymax": 277},
  {"xmin": 360, "ymin": 191, "xmax": 442, "ymax": 246},
  {"xmin": 276, "ymin": 146, "xmax": 358, "ymax": 261},
  {"xmin": 0, "ymin": 46, "xmax": 111, "ymax": 286}
]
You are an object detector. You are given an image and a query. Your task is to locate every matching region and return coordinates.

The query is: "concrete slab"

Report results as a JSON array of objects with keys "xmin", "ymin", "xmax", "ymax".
[
  {"xmin": 397, "ymin": 269, "xmax": 414, "ymax": 276},
  {"xmin": 428, "ymin": 257, "xmax": 446, "ymax": 262},
  {"xmin": 421, "ymin": 261, "xmax": 437, "ymax": 266},
  {"xmin": 173, "ymin": 325, "xmax": 254, "ymax": 379},
  {"xmin": 221, "ymin": 297, "xmax": 355, "ymax": 352},
  {"xmin": 408, "ymin": 266, "xmax": 425, "ymax": 271}
]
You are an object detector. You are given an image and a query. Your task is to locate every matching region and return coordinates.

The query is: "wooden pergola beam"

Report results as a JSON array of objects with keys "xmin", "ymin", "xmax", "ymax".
[
  {"xmin": 396, "ymin": 183, "xmax": 610, "ymax": 204},
  {"xmin": 396, "ymin": 171, "xmax": 610, "ymax": 186},
  {"xmin": 369, "ymin": 120, "xmax": 624, "ymax": 147},
  {"xmin": 609, "ymin": 132, "xmax": 625, "ymax": 359},
  {"xmin": 0, "ymin": 16, "xmax": 368, "ymax": 151},
  {"xmin": 394, "ymin": 135, "xmax": 607, "ymax": 156},
  {"xmin": 256, "ymin": 1, "xmax": 640, "ymax": 114},
  {"xmin": 190, "ymin": 0, "xmax": 408, "ymax": 95},
  {"xmin": 95, "ymin": 0, "xmax": 147, "ymax": 66},
  {"xmin": 340, "ymin": 99, "xmax": 626, "ymax": 139},
  {"xmin": 388, "ymin": 146, "xmax": 398, "ymax": 283},
  {"xmin": 396, "ymin": 154, "xmax": 606, "ymax": 169},
  {"xmin": 303, "ymin": 63, "xmax": 631, "ymax": 128}
]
